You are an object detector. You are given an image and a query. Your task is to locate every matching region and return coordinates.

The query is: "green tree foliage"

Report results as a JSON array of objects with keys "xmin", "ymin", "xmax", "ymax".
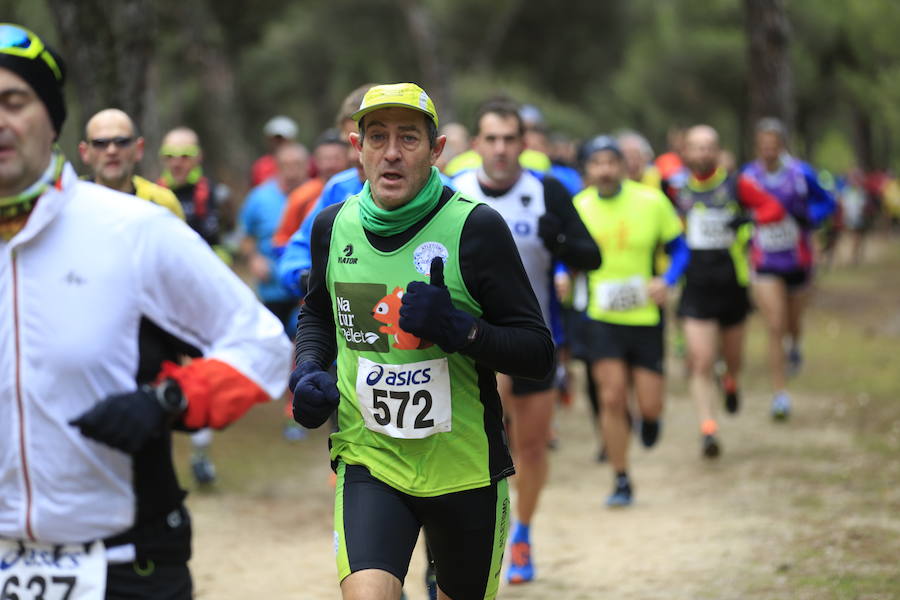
[{"xmin": 10, "ymin": 0, "xmax": 900, "ymax": 181}]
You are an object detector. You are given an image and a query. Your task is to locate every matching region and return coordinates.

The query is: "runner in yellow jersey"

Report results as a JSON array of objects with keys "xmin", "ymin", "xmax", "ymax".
[{"xmin": 574, "ymin": 136, "xmax": 690, "ymax": 507}]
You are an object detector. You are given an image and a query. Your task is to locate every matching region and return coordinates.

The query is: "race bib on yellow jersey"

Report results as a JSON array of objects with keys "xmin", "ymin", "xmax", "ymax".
[
  {"xmin": 355, "ymin": 357, "xmax": 452, "ymax": 439},
  {"xmin": 0, "ymin": 539, "xmax": 107, "ymax": 599},
  {"xmin": 686, "ymin": 208, "xmax": 735, "ymax": 250},
  {"xmin": 757, "ymin": 218, "xmax": 799, "ymax": 252},
  {"xmin": 595, "ymin": 276, "xmax": 648, "ymax": 312}
]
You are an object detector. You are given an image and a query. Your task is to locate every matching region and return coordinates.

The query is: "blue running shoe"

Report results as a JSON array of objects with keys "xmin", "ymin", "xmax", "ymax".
[
  {"xmin": 606, "ymin": 475, "xmax": 633, "ymax": 507},
  {"xmin": 771, "ymin": 392, "xmax": 791, "ymax": 421},
  {"xmin": 506, "ymin": 540, "xmax": 534, "ymax": 584}
]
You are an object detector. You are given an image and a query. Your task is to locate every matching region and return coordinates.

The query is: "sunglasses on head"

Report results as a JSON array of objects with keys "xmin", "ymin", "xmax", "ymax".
[
  {"xmin": 0, "ymin": 24, "xmax": 62, "ymax": 82},
  {"xmin": 89, "ymin": 136, "xmax": 134, "ymax": 150},
  {"xmin": 160, "ymin": 144, "xmax": 200, "ymax": 159}
]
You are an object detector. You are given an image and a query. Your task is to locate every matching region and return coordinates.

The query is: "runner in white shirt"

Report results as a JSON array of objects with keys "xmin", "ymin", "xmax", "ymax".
[
  {"xmin": 453, "ymin": 97, "xmax": 600, "ymax": 585},
  {"xmin": 0, "ymin": 24, "xmax": 290, "ymax": 598}
]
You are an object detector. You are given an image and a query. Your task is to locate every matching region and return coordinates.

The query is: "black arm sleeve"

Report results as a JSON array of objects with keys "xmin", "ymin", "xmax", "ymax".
[
  {"xmin": 543, "ymin": 177, "xmax": 602, "ymax": 270},
  {"xmin": 459, "ymin": 204, "xmax": 555, "ymax": 379},
  {"xmin": 293, "ymin": 203, "xmax": 341, "ymax": 369}
]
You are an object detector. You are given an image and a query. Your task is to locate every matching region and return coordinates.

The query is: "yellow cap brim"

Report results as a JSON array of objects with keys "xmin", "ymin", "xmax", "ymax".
[{"xmin": 351, "ymin": 103, "xmax": 438, "ymax": 128}]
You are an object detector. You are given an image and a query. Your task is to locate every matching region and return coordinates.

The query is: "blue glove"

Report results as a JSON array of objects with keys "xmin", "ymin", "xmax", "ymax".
[
  {"xmin": 70, "ymin": 388, "xmax": 167, "ymax": 454},
  {"xmin": 399, "ymin": 257, "xmax": 476, "ymax": 354},
  {"xmin": 291, "ymin": 361, "xmax": 340, "ymax": 429}
]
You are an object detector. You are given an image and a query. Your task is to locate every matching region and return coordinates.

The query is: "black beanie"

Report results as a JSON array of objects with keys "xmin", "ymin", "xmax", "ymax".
[{"xmin": 0, "ymin": 29, "xmax": 67, "ymax": 137}]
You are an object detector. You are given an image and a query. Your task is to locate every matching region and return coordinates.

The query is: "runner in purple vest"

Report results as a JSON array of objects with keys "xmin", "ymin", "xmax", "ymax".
[{"xmin": 741, "ymin": 118, "xmax": 836, "ymax": 420}]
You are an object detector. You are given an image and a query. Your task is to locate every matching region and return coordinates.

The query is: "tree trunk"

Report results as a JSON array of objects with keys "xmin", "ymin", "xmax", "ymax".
[
  {"xmin": 45, "ymin": 0, "xmax": 155, "ymax": 134},
  {"xmin": 471, "ymin": 0, "xmax": 525, "ymax": 74},
  {"xmin": 399, "ymin": 0, "xmax": 456, "ymax": 124},
  {"xmin": 167, "ymin": 0, "xmax": 251, "ymax": 194},
  {"xmin": 852, "ymin": 107, "xmax": 875, "ymax": 171},
  {"xmin": 744, "ymin": 0, "xmax": 793, "ymax": 139}
]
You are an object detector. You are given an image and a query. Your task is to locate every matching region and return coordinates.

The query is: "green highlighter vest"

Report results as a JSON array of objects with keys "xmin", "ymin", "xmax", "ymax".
[
  {"xmin": 326, "ymin": 193, "xmax": 491, "ymax": 497},
  {"xmin": 574, "ymin": 181, "xmax": 683, "ymax": 326}
]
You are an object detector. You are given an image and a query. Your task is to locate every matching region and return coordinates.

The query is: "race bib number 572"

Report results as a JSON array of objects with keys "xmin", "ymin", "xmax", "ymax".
[
  {"xmin": 356, "ymin": 357, "xmax": 452, "ymax": 439},
  {"xmin": 0, "ymin": 539, "xmax": 106, "ymax": 599}
]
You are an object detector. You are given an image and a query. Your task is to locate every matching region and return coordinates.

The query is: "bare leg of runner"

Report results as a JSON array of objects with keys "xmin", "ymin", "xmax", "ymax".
[
  {"xmin": 593, "ymin": 359, "xmax": 633, "ymax": 506},
  {"xmin": 499, "ymin": 371, "xmax": 555, "ymax": 584},
  {"xmin": 593, "ymin": 360, "xmax": 630, "ymax": 473},
  {"xmin": 786, "ymin": 285, "xmax": 810, "ymax": 375},
  {"xmin": 506, "ymin": 389, "xmax": 555, "ymax": 527},
  {"xmin": 341, "ymin": 570, "xmax": 402, "ymax": 600},
  {"xmin": 683, "ymin": 318, "xmax": 720, "ymax": 455},
  {"xmin": 683, "ymin": 318, "xmax": 719, "ymax": 428},
  {"xmin": 720, "ymin": 321, "xmax": 746, "ymax": 414},
  {"xmin": 754, "ymin": 277, "xmax": 792, "ymax": 418},
  {"xmin": 633, "ymin": 366, "xmax": 664, "ymax": 448}
]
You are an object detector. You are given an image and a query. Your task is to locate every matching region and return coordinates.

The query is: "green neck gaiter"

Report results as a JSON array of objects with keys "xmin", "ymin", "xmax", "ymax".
[
  {"xmin": 0, "ymin": 150, "xmax": 65, "ymax": 219},
  {"xmin": 359, "ymin": 166, "xmax": 442, "ymax": 236},
  {"xmin": 160, "ymin": 165, "xmax": 203, "ymax": 189}
]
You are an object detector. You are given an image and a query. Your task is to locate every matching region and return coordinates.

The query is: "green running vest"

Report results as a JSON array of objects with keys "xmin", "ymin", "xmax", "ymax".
[{"xmin": 327, "ymin": 192, "xmax": 500, "ymax": 496}]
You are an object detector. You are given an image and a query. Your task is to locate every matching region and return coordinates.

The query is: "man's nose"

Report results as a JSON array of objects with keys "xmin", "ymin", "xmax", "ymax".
[{"xmin": 384, "ymin": 136, "xmax": 402, "ymax": 161}]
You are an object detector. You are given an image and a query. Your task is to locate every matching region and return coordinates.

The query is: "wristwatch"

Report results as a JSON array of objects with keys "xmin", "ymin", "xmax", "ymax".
[{"xmin": 146, "ymin": 378, "xmax": 187, "ymax": 417}]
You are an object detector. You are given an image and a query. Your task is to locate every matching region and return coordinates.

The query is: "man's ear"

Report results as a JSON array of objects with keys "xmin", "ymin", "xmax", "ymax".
[
  {"xmin": 134, "ymin": 137, "xmax": 145, "ymax": 162},
  {"xmin": 349, "ymin": 131, "xmax": 363, "ymax": 153},
  {"xmin": 431, "ymin": 135, "xmax": 447, "ymax": 165},
  {"xmin": 77, "ymin": 141, "xmax": 89, "ymax": 165}
]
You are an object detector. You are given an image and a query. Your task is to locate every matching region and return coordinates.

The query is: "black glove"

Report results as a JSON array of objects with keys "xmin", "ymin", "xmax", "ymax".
[
  {"xmin": 70, "ymin": 387, "xmax": 168, "ymax": 454},
  {"xmin": 537, "ymin": 212, "xmax": 566, "ymax": 255},
  {"xmin": 292, "ymin": 361, "xmax": 340, "ymax": 429},
  {"xmin": 399, "ymin": 258, "xmax": 476, "ymax": 354},
  {"xmin": 727, "ymin": 213, "xmax": 752, "ymax": 231},
  {"xmin": 792, "ymin": 211, "xmax": 812, "ymax": 229}
]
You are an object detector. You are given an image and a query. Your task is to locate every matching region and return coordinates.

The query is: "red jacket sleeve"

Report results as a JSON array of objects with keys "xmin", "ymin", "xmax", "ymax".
[
  {"xmin": 736, "ymin": 174, "xmax": 786, "ymax": 224},
  {"xmin": 157, "ymin": 359, "xmax": 271, "ymax": 429}
]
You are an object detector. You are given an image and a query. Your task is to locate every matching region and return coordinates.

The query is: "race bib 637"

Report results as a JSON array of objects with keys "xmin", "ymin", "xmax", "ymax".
[{"xmin": 0, "ymin": 539, "xmax": 106, "ymax": 600}]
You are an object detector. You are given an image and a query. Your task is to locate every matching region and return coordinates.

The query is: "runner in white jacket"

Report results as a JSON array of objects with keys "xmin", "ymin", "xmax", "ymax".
[{"xmin": 0, "ymin": 23, "xmax": 290, "ymax": 598}]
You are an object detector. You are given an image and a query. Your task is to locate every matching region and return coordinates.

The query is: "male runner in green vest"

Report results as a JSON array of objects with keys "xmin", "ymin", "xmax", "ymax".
[{"xmin": 291, "ymin": 83, "xmax": 553, "ymax": 600}]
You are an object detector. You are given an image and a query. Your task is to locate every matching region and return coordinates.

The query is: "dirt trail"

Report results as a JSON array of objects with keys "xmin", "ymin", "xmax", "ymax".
[
  {"xmin": 180, "ymin": 234, "xmax": 900, "ymax": 599},
  {"xmin": 179, "ymin": 383, "xmax": 867, "ymax": 600}
]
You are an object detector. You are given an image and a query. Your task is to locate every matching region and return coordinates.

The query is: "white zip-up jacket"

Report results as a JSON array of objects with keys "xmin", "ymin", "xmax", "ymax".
[{"xmin": 0, "ymin": 163, "xmax": 291, "ymax": 544}]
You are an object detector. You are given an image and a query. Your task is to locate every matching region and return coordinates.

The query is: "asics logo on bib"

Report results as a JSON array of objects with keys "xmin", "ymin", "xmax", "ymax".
[
  {"xmin": 366, "ymin": 364, "xmax": 384, "ymax": 385},
  {"xmin": 366, "ymin": 364, "xmax": 432, "ymax": 387}
]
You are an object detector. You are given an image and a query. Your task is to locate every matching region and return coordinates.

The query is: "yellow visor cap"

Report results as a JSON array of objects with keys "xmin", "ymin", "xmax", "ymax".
[{"xmin": 352, "ymin": 83, "xmax": 438, "ymax": 129}]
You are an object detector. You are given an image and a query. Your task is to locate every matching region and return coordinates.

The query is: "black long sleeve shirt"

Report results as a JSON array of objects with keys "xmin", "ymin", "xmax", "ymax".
[
  {"xmin": 474, "ymin": 175, "xmax": 601, "ymax": 271},
  {"xmin": 295, "ymin": 186, "xmax": 554, "ymax": 380}
]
